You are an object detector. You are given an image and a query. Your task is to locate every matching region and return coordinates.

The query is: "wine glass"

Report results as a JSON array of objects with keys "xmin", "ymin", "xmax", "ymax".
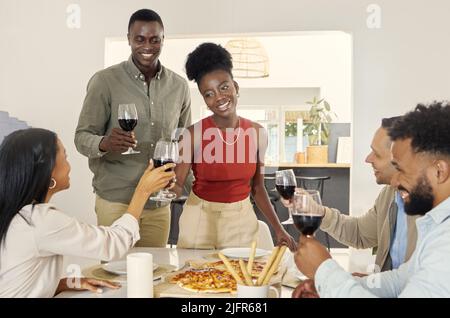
[
  {"xmin": 275, "ymin": 169, "xmax": 297, "ymax": 225},
  {"xmin": 149, "ymin": 139, "xmax": 178, "ymax": 202},
  {"xmin": 292, "ymin": 190, "xmax": 324, "ymax": 237},
  {"xmin": 118, "ymin": 103, "xmax": 140, "ymax": 155}
]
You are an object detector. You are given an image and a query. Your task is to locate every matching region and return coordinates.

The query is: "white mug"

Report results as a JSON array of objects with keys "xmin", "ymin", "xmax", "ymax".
[
  {"xmin": 127, "ymin": 253, "xmax": 153, "ymax": 298},
  {"xmin": 237, "ymin": 284, "xmax": 280, "ymax": 298}
]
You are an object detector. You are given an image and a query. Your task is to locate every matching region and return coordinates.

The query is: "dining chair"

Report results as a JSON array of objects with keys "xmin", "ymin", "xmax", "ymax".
[{"xmin": 257, "ymin": 220, "xmax": 275, "ymax": 250}]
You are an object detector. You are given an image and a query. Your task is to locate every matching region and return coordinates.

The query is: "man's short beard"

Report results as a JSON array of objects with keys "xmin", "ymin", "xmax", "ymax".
[{"xmin": 404, "ymin": 175, "xmax": 434, "ymax": 216}]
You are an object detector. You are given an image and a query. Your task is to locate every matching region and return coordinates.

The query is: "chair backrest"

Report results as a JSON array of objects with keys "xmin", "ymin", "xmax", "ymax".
[{"xmin": 257, "ymin": 220, "xmax": 274, "ymax": 250}]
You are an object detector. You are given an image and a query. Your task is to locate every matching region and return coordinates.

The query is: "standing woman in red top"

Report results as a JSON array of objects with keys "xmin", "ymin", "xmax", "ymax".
[{"xmin": 174, "ymin": 43, "xmax": 295, "ymax": 251}]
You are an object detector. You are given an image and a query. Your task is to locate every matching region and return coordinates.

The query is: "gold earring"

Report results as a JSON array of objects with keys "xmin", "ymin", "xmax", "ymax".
[{"xmin": 49, "ymin": 178, "xmax": 57, "ymax": 189}]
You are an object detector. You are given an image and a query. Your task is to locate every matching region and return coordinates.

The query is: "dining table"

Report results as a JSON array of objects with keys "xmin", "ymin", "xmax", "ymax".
[{"xmin": 55, "ymin": 247, "xmax": 350, "ymax": 298}]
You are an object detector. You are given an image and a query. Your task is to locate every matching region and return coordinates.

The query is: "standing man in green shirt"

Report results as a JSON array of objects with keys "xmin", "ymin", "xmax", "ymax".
[{"xmin": 75, "ymin": 9, "xmax": 191, "ymax": 247}]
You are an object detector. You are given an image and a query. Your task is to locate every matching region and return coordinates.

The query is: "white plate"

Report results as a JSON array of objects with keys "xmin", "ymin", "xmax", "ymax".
[
  {"xmin": 102, "ymin": 260, "xmax": 158, "ymax": 275},
  {"xmin": 219, "ymin": 247, "xmax": 270, "ymax": 259}
]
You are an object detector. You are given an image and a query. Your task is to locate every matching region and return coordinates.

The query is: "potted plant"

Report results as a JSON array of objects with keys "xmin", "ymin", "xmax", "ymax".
[{"xmin": 303, "ymin": 97, "xmax": 336, "ymax": 164}]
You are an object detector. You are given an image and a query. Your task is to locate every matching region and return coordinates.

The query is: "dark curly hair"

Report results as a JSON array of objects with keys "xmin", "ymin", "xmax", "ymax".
[
  {"xmin": 381, "ymin": 116, "xmax": 402, "ymax": 129},
  {"xmin": 388, "ymin": 101, "xmax": 450, "ymax": 157},
  {"xmin": 185, "ymin": 42, "xmax": 233, "ymax": 83}
]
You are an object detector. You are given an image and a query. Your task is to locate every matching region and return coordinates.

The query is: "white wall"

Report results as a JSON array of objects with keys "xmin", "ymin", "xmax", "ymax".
[
  {"xmin": 1, "ymin": 0, "xmax": 450, "ymax": 269},
  {"xmin": 106, "ymin": 32, "xmax": 352, "ymax": 123}
]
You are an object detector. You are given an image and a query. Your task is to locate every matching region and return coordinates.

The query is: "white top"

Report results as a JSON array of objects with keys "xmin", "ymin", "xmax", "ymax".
[
  {"xmin": 0, "ymin": 203, "xmax": 140, "ymax": 298},
  {"xmin": 315, "ymin": 196, "xmax": 450, "ymax": 297}
]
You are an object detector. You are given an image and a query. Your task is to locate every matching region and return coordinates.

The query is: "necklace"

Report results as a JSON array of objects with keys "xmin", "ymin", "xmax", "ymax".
[{"xmin": 216, "ymin": 118, "xmax": 241, "ymax": 146}]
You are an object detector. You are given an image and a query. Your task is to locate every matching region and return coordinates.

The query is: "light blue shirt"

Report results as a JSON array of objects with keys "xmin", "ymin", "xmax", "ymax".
[
  {"xmin": 315, "ymin": 196, "xmax": 450, "ymax": 297},
  {"xmin": 390, "ymin": 192, "xmax": 407, "ymax": 269}
]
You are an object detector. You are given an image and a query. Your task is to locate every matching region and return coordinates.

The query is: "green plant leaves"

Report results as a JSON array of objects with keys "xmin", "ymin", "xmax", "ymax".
[{"xmin": 303, "ymin": 97, "xmax": 335, "ymax": 145}]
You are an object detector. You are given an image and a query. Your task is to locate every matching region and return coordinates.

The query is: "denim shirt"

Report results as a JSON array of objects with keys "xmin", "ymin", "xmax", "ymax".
[
  {"xmin": 390, "ymin": 192, "xmax": 408, "ymax": 269},
  {"xmin": 315, "ymin": 196, "xmax": 450, "ymax": 297}
]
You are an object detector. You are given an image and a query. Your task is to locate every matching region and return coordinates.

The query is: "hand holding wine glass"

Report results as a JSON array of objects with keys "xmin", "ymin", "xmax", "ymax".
[
  {"xmin": 275, "ymin": 169, "xmax": 297, "ymax": 225},
  {"xmin": 99, "ymin": 128, "xmax": 137, "ymax": 153},
  {"xmin": 294, "ymin": 235, "xmax": 331, "ymax": 279},
  {"xmin": 118, "ymin": 103, "xmax": 140, "ymax": 155},
  {"xmin": 149, "ymin": 139, "xmax": 178, "ymax": 202},
  {"xmin": 136, "ymin": 160, "xmax": 177, "ymax": 196}
]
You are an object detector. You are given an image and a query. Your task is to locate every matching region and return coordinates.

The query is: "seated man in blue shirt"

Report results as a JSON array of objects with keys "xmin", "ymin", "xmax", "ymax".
[{"xmin": 294, "ymin": 101, "xmax": 450, "ymax": 297}]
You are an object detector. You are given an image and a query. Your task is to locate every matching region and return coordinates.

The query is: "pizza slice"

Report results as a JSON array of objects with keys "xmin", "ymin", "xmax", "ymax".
[{"xmin": 169, "ymin": 268, "xmax": 236, "ymax": 293}]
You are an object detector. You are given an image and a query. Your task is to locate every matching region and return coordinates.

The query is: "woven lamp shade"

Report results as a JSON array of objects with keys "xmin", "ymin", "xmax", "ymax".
[{"xmin": 225, "ymin": 38, "xmax": 269, "ymax": 78}]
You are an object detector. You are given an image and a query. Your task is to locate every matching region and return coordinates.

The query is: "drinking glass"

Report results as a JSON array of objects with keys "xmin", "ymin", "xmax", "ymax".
[
  {"xmin": 292, "ymin": 190, "xmax": 324, "ymax": 237},
  {"xmin": 275, "ymin": 169, "xmax": 297, "ymax": 225},
  {"xmin": 118, "ymin": 103, "xmax": 140, "ymax": 155},
  {"xmin": 149, "ymin": 139, "xmax": 178, "ymax": 202}
]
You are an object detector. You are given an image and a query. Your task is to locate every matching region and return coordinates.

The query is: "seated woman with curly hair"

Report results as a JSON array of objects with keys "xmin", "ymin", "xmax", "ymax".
[
  {"xmin": 0, "ymin": 128, "xmax": 175, "ymax": 297},
  {"xmin": 173, "ymin": 43, "xmax": 296, "ymax": 251}
]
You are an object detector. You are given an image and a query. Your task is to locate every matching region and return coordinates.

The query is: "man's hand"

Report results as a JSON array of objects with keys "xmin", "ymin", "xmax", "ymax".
[
  {"xmin": 280, "ymin": 188, "xmax": 322, "ymax": 212},
  {"xmin": 99, "ymin": 128, "xmax": 137, "ymax": 153},
  {"xmin": 292, "ymin": 279, "xmax": 319, "ymax": 298},
  {"xmin": 294, "ymin": 235, "xmax": 331, "ymax": 278},
  {"xmin": 280, "ymin": 196, "xmax": 293, "ymax": 209}
]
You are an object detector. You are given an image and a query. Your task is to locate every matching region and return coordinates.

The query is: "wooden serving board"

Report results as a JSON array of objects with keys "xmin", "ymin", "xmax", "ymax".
[
  {"xmin": 154, "ymin": 281, "xmax": 238, "ymax": 298},
  {"xmin": 154, "ymin": 281, "xmax": 280, "ymax": 298}
]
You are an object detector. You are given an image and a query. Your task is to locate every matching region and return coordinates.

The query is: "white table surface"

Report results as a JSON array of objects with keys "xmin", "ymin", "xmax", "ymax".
[{"xmin": 55, "ymin": 247, "xmax": 349, "ymax": 298}]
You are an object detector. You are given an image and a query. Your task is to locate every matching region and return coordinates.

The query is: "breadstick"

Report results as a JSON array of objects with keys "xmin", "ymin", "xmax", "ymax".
[
  {"xmin": 239, "ymin": 259, "xmax": 253, "ymax": 286},
  {"xmin": 262, "ymin": 245, "xmax": 287, "ymax": 285},
  {"xmin": 256, "ymin": 246, "xmax": 280, "ymax": 286},
  {"xmin": 247, "ymin": 240, "xmax": 257, "ymax": 274},
  {"xmin": 218, "ymin": 253, "xmax": 244, "ymax": 285}
]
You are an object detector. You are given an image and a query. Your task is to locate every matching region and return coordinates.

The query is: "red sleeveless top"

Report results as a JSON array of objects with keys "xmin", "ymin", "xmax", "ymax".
[{"xmin": 192, "ymin": 116, "xmax": 258, "ymax": 203}]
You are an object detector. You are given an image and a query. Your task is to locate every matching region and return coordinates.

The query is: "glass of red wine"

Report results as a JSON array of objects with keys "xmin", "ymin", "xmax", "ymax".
[
  {"xmin": 149, "ymin": 139, "xmax": 178, "ymax": 202},
  {"xmin": 118, "ymin": 103, "xmax": 140, "ymax": 155},
  {"xmin": 275, "ymin": 169, "xmax": 297, "ymax": 225},
  {"xmin": 292, "ymin": 190, "xmax": 324, "ymax": 237}
]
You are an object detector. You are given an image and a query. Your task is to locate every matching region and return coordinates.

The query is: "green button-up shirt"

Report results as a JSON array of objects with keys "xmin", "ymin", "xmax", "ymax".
[{"xmin": 75, "ymin": 56, "xmax": 191, "ymax": 209}]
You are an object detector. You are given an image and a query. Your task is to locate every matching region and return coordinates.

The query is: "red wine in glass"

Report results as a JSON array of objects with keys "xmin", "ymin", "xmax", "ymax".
[
  {"xmin": 118, "ymin": 103, "xmax": 140, "ymax": 155},
  {"xmin": 150, "ymin": 140, "xmax": 178, "ymax": 202},
  {"xmin": 118, "ymin": 119, "xmax": 137, "ymax": 132},
  {"xmin": 275, "ymin": 169, "xmax": 297, "ymax": 224},
  {"xmin": 153, "ymin": 158, "xmax": 175, "ymax": 188},
  {"xmin": 275, "ymin": 185, "xmax": 296, "ymax": 200},
  {"xmin": 293, "ymin": 214, "xmax": 323, "ymax": 236},
  {"xmin": 292, "ymin": 190, "xmax": 324, "ymax": 237}
]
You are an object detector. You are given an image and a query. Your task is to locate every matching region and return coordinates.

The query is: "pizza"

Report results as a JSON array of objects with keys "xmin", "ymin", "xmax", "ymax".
[
  {"xmin": 168, "ymin": 259, "xmax": 277, "ymax": 293},
  {"xmin": 195, "ymin": 259, "xmax": 269, "ymax": 278},
  {"xmin": 169, "ymin": 268, "xmax": 236, "ymax": 293}
]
